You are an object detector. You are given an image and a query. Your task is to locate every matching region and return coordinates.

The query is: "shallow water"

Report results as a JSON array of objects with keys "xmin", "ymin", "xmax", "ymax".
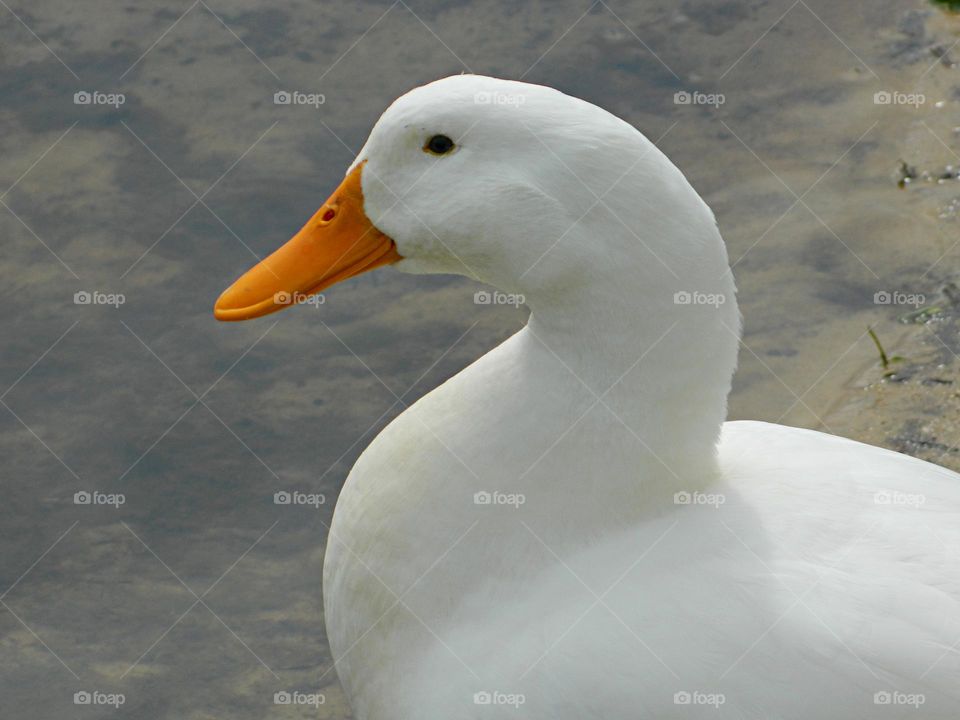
[{"xmin": 1, "ymin": 1, "xmax": 959, "ymax": 717}]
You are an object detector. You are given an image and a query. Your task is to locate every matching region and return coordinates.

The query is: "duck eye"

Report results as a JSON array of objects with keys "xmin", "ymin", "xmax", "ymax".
[{"xmin": 424, "ymin": 134, "xmax": 455, "ymax": 155}]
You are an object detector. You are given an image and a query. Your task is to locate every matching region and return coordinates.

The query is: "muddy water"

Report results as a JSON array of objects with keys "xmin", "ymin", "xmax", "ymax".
[
  {"xmin": 1, "ymin": 1, "xmax": 959, "ymax": 718},
  {"xmin": 686, "ymin": 3, "xmax": 960, "ymax": 435}
]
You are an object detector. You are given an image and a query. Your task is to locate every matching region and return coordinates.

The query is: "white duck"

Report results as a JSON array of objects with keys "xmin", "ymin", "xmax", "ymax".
[{"xmin": 215, "ymin": 75, "xmax": 960, "ymax": 719}]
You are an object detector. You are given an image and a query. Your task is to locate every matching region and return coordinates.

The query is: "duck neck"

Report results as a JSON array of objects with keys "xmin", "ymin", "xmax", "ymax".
[{"xmin": 522, "ymin": 267, "xmax": 740, "ymax": 498}]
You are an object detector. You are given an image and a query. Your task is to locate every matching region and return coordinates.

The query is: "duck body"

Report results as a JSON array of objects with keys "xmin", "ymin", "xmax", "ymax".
[
  {"xmin": 324, "ymin": 324, "xmax": 960, "ymax": 720},
  {"xmin": 212, "ymin": 73, "xmax": 960, "ymax": 719}
]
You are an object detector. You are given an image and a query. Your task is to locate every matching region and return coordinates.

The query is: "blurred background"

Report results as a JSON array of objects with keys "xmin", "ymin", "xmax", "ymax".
[{"xmin": 2, "ymin": 0, "xmax": 960, "ymax": 717}]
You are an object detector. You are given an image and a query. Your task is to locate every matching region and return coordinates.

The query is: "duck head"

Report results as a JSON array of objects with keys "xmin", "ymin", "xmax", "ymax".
[{"xmin": 215, "ymin": 74, "xmax": 736, "ymax": 343}]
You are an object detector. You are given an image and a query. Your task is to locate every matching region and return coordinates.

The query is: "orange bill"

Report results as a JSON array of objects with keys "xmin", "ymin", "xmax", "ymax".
[{"xmin": 214, "ymin": 162, "xmax": 400, "ymax": 321}]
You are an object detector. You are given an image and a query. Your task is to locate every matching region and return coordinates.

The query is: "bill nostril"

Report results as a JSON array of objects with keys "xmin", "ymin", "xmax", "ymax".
[{"xmin": 321, "ymin": 207, "xmax": 336, "ymax": 222}]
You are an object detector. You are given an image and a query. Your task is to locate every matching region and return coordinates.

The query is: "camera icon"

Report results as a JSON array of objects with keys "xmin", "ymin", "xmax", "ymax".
[
  {"xmin": 873, "ymin": 91, "xmax": 892, "ymax": 105},
  {"xmin": 474, "ymin": 91, "xmax": 492, "ymax": 105},
  {"xmin": 473, "ymin": 491, "xmax": 492, "ymax": 505},
  {"xmin": 274, "ymin": 691, "xmax": 292, "ymax": 704},
  {"xmin": 674, "ymin": 91, "xmax": 691, "ymax": 105},
  {"xmin": 674, "ymin": 691, "xmax": 692, "ymax": 705},
  {"xmin": 74, "ymin": 91, "xmax": 91, "ymax": 105},
  {"xmin": 274, "ymin": 491, "xmax": 291, "ymax": 505},
  {"xmin": 473, "ymin": 290, "xmax": 491, "ymax": 305},
  {"xmin": 74, "ymin": 491, "xmax": 92, "ymax": 505},
  {"xmin": 673, "ymin": 491, "xmax": 692, "ymax": 505},
  {"xmin": 274, "ymin": 91, "xmax": 291, "ymax": 105},
  {"xmin": 274, "ymin": 291, "xmax": 293, "ymax": 305},
  {"xmin": 74, "ymin": 290, "xmax": 91, "ymax": 305},
  {"xmin": 473, "ymin": 691, "xmax": 492, "ymax": 705},
  {"xmin": 874, "ymin": 691, "xmax": 892, "ymax": 705},
  {"xmin": 673, "ymin": 290, "xmax": 692, "ymax": 305},
  {"xmin": 873, "ymin": 290, "xmax": 891, "ymax": 305},
  {"xmin": 74, "ymin": 691, "xmax": 92, "ymax": 704}
]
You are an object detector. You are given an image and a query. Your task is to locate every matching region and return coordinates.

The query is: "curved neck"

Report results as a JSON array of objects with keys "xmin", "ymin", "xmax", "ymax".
[{"xmin": 520, "ymin": 254, "xmax": 740, "ymax": 498}]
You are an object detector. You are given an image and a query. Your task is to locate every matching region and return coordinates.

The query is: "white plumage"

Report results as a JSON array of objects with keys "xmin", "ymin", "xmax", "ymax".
[{"xmin": 318, "ymin": 75, "xmax": 960, "ymax": 719}]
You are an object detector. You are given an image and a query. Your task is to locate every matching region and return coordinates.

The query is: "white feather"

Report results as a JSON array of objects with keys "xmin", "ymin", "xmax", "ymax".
[{"xmin": 322, "ymin": 75, "xmax": 960, "ymax": 719}]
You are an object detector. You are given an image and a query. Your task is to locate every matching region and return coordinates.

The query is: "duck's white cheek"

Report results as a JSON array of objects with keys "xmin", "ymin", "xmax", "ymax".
[
  {"xmin": 392, "ymin": 256, "xmax": 439, "ymax": 276},
  {"xmin": 393, "ymin": 250, "xmax": 483, "ymax": 279}
]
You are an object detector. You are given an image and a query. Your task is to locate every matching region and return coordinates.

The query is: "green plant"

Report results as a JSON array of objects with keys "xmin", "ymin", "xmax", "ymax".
[
  {"xmin": 931, "ymin": 0, "xmax": 960, "ymax": 12},
  {"xmin": 867, "ymin": 326, "xmax": 904, "ymax": 376}
]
